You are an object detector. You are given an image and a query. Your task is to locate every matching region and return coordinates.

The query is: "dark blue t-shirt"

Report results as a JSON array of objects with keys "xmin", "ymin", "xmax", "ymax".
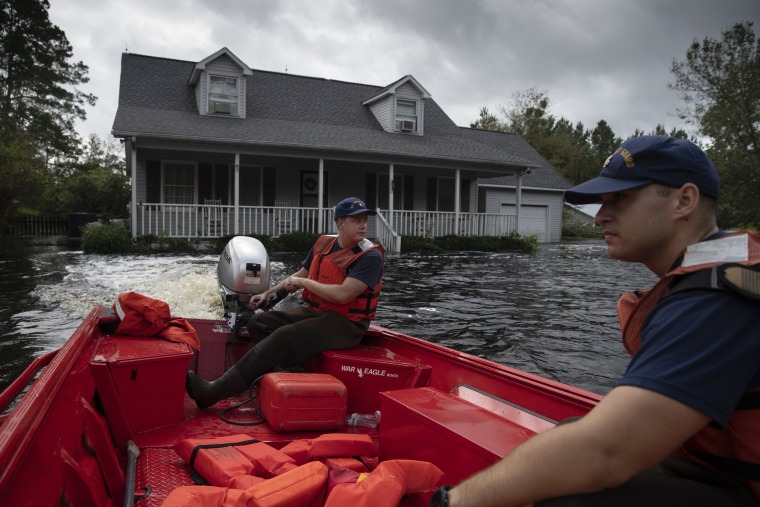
[
  {"xmin": 302, "ymin": 239, "xmax": 383, "ymax": 290},
  {"xmin": 618, "ymin": 286, "xmax": 760, "ymax": 427}
]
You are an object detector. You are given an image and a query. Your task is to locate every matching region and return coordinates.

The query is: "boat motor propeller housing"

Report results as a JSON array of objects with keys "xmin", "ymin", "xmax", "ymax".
[{"xmin": 217, "ymin": 236, "xmax": 271, "ymax": 334}]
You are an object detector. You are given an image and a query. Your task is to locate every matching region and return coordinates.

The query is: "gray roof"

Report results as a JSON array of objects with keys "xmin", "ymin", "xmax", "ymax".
[
  {"xmin": 113, "ymin": 52, "xmax": 565, "ymax": 184},
  {"xmin": 465, "ymin": 129, "xmax": 572, "ymax": 190}
]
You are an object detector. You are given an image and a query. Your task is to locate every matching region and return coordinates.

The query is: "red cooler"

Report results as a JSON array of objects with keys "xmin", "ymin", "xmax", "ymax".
[
  {"xmin": 89, "ymin": 335, "xmax": 193, "ymax": 448},
  {"xmin": 306, "ymin": 345, "xmax": 431, "ymax": 414},
  {"xmin": 257, "ymin": 373, "xmax": 347, "ymax": 432}
]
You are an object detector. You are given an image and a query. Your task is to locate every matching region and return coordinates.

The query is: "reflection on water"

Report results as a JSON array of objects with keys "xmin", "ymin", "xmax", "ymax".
[{"xmin": 0, "ymin": 239, "xmax": 657, "ymax": 395}]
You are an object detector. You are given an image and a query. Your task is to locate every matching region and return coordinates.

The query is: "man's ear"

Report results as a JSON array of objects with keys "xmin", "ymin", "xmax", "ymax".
[{"xmin": 674, "ymin": 183, "xmax": 700, "ymax": 218}]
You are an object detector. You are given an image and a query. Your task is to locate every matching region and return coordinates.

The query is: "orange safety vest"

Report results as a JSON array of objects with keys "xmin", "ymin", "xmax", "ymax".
[
  {"xmin": 302, "ymin": 235, "xmax": 383, "ymax": 321},
  {"xmin": 617, "ymin": 231, "xmax": 760, "ymax": 498}
]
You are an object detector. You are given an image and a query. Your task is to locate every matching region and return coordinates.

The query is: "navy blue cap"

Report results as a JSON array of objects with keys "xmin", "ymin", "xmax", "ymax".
[
  {"xmin": 333, "ymin": 197, "xmax": 377, "ymax": 221},
  {"xmin": 564, "ymin": 136, "xmax": 720, "ymax": 205}
]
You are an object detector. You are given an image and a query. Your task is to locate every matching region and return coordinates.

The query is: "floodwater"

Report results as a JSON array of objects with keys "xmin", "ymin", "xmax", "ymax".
[{"xmin": 0, "ymin": 237, "xmax": 657, "ymax": 398}]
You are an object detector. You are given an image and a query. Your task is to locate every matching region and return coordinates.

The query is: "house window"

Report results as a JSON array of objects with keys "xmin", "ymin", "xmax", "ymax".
[
  {"xmin": 395, "ymin": 99, "xmax": 417, "ymax": 132},
  {"xmin": 239, "ymin": 165, "xmax": 262, "ymax": 206},
  {"xmin": 163, "ymin": 162, "xmax": 196, "ymax": 204},
  {"xmin": 437, "ymin": 177, "xmax": 455, "ymax": 212},
  {"xmin": 208, "ymin": 75, "xmax": 238, "ymax": 115}
]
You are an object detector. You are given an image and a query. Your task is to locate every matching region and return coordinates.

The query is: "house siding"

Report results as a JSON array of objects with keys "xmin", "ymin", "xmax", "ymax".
[
  {"xmin": 395, "ymin": 83, "xmax": 423, "ymax": 136},
  {"xmin": 368, "ymin": 99, "xmax": 392, "ymax": 132}
]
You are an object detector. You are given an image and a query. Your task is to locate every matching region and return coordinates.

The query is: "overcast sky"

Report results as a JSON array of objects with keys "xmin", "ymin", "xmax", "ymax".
[{"xmin": 47, "ymin": 0, "xmax": 759, "ymax": 144}]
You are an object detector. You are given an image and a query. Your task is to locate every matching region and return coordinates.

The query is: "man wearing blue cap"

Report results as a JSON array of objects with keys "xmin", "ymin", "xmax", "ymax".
[
  {"xmin": 187, "ymin": 197, "xmax": 384, "ymax": 409},
  {"xmin": 435, "ymin": 137, "xmax": 760, "ymax": 506}
]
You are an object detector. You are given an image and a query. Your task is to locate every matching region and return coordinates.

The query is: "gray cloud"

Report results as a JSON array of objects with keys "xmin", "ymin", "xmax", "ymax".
[{"xmin": 48, "ymin": 0, "xmax": 759, "ymax": 142}]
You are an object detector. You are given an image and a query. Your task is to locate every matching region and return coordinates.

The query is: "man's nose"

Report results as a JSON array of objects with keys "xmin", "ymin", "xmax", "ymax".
[{"xmin": 594, "ymin": 204, "xmax": 610, "ymax": 226}]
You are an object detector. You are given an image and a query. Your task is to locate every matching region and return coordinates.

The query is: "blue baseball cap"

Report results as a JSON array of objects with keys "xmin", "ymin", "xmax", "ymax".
[
  {"xmin": 564, "ymin": 136, "xmax": 720, "ymax": 205},
  {"xmin": 333, "ymin": 197, "xmax": 377, "ymax": 221}
]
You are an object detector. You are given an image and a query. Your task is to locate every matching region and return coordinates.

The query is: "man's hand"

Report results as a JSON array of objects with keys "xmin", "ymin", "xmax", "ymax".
[
  {"xmin": 249, "ymin": 291, "xmax": 270, "ymax": 310},
  {"xmin": 285, "ymin": 276, "xmax": 303, "ymax": 292}
]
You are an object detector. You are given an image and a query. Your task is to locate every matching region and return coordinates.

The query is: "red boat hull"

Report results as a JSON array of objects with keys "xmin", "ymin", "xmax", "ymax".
[{"xmin": 0, "ymin": 306, "xmax": 601, "ymax": 506}]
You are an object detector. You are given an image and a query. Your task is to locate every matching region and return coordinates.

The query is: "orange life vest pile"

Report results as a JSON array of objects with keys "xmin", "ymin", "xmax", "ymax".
[
  {"xmin": 161, "ymin": 433, "xmax": 443, "ymax": 507},
  {"xmin": 112, "ymin": 291, "xmax": 201, "ymax": 350}
]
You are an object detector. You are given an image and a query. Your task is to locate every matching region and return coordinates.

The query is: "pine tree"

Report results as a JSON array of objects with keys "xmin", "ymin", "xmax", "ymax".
[{"xmin": 0, "ymin": 0, "xmax": 96, "ymax": 158}]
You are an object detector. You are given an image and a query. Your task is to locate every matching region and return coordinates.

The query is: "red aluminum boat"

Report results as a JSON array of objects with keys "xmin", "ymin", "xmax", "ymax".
[{"xmin": 0, "ymin": 238, "xmax": 602, "ymax": 506}]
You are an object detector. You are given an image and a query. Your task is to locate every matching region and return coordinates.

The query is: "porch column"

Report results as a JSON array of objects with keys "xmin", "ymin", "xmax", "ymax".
[
  {"xmin": 234, "ymin": 153, "xmax": 240, "ymax": 234},
  {"xmin": 318, "ymin": 158, "xmax": 324, "ymax": 232},
  {"xmin": 388, "ymin": 163, "xmax": 394, "ymax": 226},
  {"xmin": 454, "ymin": 169, "xmax": 461, "ymax": 235},
  {"xmin": 129, "ymin": 137, "xmax": 137, "ymax": 238},
  {"xmin": 515, "ymin": 169, "xmax": 524, "ymax": 235}
]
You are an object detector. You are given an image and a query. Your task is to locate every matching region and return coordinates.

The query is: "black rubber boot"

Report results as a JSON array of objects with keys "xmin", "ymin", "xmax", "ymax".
[{"xmin": 186, "ymin": 366, "xmax": 248, "ymax": 409}]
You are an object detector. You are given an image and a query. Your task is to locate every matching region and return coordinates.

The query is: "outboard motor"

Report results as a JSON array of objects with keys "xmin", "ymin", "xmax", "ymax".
[{"xmin": 217, "ymin": 236, "xmax": 271, "ymax": 335}]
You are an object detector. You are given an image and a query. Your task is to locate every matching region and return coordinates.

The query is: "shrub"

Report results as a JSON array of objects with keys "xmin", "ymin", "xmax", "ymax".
[
  {"xmin": 273, "ymin": 231, "xmax": 320, "ymax": 252},
  {"xmin": 400, "ymin": 232, "xmax": 539, "ymax": 254},
  {"xmin": 82, "ymin": 223, "xmax": 134, "ymax": 254}
]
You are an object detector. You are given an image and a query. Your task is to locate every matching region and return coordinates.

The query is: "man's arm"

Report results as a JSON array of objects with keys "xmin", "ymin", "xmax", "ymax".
[
  {"xmin": 449, "ymin": 385, "xmax": 710, "ymax": 507},
  {"xmin": 250, "ymin": 267, "xmax": 309, "ymax": 309},
  {"xmin": 285, "ymin": 273, "xmax": 367, "ymax": 304}
]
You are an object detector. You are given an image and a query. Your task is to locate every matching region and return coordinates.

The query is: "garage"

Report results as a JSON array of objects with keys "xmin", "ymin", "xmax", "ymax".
[{"xmin": 500, "ymin": 204, "xmax": 548, "ymax": 242}]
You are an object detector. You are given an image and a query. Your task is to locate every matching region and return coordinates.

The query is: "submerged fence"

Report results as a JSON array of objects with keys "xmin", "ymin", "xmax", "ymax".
[{"xmin": 4, "ymin": 216, "xmax": 68, "ymax": 237}]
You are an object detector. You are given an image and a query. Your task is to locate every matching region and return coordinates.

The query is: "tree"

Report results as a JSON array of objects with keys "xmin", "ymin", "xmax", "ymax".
[
  {"xmin": 669, "ymin": 21, "xmax": 760, "ymax": 227},
  {"xmin": 589, "ymin": 120, "xmax": 621, "ymax": 166},
  {"xmin": 55, "ymin": 135, "xmax": 130, "ymax": 218},
  {"xmin": 499, "ymin": 88, "xmax": 554, "ymax": 146},
  {"xmin": 0, "ymin": 0, "xmax": 96, "ymax": 159},
  {"xmin": 0, "ymin": 131, "xmax": 50, "ymax": 232},
  {"xmin": 470, "ymin": 106, "xmax": 505, "ymax": 131}
]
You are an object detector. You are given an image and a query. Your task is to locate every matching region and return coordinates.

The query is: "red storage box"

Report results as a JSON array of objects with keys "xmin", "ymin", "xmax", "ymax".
[
  {"xmin": 306, "ymin": 346, "xmax": 431, "ymax": 414},
  {"xmin": 257, "ymin": 373, "xmax": 347, "ymax": 432},
  {"xmin": 379, "ymin": 387, "xmax": 550, "ymax": 484},
  {"xmin": 90, "ymin": 335, "xmax": 193, "ymax": 441}
]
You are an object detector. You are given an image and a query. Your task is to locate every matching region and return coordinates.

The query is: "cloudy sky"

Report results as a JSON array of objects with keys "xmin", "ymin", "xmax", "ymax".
[{"xmin": 48, "ymin": 0, "xmax": 759, "ymax": 144}]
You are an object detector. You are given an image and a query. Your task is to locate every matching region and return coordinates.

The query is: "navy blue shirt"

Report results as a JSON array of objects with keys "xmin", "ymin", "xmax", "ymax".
[
  {"xmin": 302, "ymin": 240, "xmax": 383, "ymax": 290},
  {"xmin": 618, "ymin": 287, "xmax": 760, "ymax": 427}
]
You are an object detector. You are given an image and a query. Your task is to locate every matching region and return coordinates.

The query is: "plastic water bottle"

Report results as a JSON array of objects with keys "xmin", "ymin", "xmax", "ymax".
[{"xmin": 346, "ymin": 410, "xmax": 381, "ymax": 428}]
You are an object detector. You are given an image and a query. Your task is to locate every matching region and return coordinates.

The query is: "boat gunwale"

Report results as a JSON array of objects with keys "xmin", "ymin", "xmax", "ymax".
[{"xmin": 0, "ymin": 305, "xmax": 104, "ymax": 495}]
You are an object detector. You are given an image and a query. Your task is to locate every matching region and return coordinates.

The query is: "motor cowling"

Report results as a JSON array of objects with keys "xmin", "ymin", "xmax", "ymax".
[{"xmin": 217, "ymin": 236, "xmax": 270, "ymax": 329}]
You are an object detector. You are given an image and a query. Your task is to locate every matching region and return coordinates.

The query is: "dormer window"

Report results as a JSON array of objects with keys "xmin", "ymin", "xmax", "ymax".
[
  {"xmin": 208, "ymin": 75, "xmax": 239, "ymax": 115},
  {"xmin": 395, "ymin": 99, "xmax": 418, "ymax": 132}
]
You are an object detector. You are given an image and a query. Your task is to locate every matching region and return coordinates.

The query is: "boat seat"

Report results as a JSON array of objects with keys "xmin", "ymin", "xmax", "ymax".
[
  {"xmin": 305, "ymin": 345, "xmax": 431, "ymax": 414},
  {"xmin": 379, "ymin": 386, "xmax": 556, "ymax": 485}
]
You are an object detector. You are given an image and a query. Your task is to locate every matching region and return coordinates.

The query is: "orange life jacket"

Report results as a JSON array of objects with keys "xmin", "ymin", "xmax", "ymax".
[
  {"xmin": 616, "ymin": 231, "xmax": 760, "ymax": 498},
  {"xmin": 323, "ymin": 459, "xmax": 443, "ymax": 507},
  {"xmin": 279, "ymin": 433, "xmax": 378, "ymax": 466},
  {"xmin": 302, "ymin": 235, "xmax": 383, "ymax": 321},
  {"xmin": 159, "ymin": 461, "xmax": 328, "ymax": 507}
]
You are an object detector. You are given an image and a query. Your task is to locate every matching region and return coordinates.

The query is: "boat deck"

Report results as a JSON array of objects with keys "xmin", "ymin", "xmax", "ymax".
[{"xmin": 129, "ymin": 394, "xmax": 377, "ymax": 506}]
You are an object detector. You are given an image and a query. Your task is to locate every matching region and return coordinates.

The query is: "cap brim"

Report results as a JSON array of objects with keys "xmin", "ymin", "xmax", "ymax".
[
  {"xmin": 345, "ymin": 209, "xmax": 377, "ymax": 216},
  {"xmin": 564, "ymin": 177, "xmax": 653, "ymax": 204}
]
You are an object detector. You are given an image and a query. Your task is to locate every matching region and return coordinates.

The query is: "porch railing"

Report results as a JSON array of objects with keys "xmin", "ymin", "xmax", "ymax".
[
  {"xmin": 374, "ymin": 211, "xmax": 400, "ymax": 253},
  {"xmin": 134, "ymin": 204, "xmax": 517, "ymax": 253},
  {"xmin": 136, "ymin": 203, "xmax": 334, "ymax": 238},
  {"xmin": 390, "ymin": 210, "xmax": 517, "ymax": 238}
]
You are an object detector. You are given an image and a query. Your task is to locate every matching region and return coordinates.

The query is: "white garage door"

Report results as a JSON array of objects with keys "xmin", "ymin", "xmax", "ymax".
[{"xmin": 500, "ymin": 204, "xmax": 548, "ymax": 242}]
